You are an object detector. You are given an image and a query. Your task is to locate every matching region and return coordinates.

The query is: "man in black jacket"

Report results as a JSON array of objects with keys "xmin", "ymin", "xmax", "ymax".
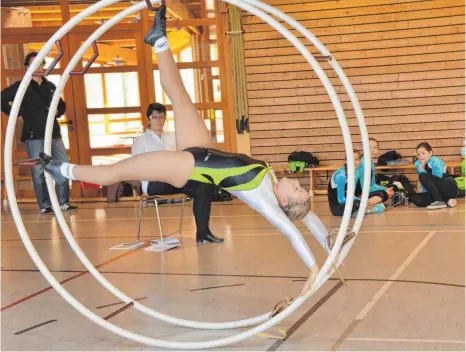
[{"xmin": 1, "ymin": 52, "xmax": 77, "ymax": 214}]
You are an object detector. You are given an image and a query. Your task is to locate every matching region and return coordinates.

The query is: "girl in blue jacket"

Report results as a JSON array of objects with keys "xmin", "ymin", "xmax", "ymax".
[
  {"xmin": 355, "ymin": 138, "xmax": 395, "ymax": 213},
  {"xmin": 412, "ymin": 142, "xmax": 458, "ymax": 210},
  {"xmin": 328, "ymin": 149, "xmax": 386, "ymax": 216}
]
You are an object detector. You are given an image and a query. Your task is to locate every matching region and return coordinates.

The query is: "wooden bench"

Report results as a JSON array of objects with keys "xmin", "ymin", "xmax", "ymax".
[{"xmin": 306, "ymin": 161, "xmax": 462, "ymax": 196}]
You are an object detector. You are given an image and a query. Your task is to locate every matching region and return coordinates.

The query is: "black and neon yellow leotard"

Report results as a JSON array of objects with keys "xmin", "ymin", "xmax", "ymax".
[{"xmin": 184, "ymin": 147, "xmax": 272, "ymax": 191}]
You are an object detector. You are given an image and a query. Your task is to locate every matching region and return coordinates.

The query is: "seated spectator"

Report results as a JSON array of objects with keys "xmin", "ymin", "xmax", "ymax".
[
  {"xmin": 356, "ymin": 138, "xmax": 395, "ymax": 212},
  {"xmin": 132, "ymin": 102, "xmax": 223, "ymax": 243},
  {"xmin": 328, "ymin": 149, "xmax": 386, "ymax": 216},
  {"xmin": 410, "ymin": 142, "xmax": 459, "ymax": 210}
]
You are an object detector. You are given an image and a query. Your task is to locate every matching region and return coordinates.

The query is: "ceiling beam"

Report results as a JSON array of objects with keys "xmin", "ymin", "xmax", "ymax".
[
  {"xmin": 26, "ymin": 30, "xmax": 191, "ymax": 66},
  {"xmin": 165, "ymin": 0, "xmax": 201, "ymax": 36},
  {"xmin": 28, "ymin": 41, "xmax": 138, "ymax": 66}
]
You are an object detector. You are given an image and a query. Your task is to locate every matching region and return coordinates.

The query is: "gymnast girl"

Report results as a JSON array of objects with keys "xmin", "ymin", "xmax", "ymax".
[{"xmin": 38, "ymin": 4, "xmax": 353, "ymax": 296}]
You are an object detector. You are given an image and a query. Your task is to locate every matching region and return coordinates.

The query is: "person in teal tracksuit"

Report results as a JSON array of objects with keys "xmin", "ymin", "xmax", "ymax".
[
  {"xmin": 355, "ymin": 138, "xmax": 395, "ymax": 214},
  {"xmin": 411, "ymin": 142, "xmax": 459, "ymax": 210},
  {"xmin": 328, "ymin": 149, "xmax": 388, "ymax": 216}
]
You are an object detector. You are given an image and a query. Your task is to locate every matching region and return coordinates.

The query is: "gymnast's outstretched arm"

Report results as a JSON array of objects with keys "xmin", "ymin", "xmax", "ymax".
[
  {"xmin": 230, "ymin": 175, "xmax": 316, "ymax": 269},
  {"xmin": 230, "ymin": 174, "xmax": 319, "ymax": 295},
  {"xmin": 302, "ymin": 211, "xmax": 330, "ymax": 253}
]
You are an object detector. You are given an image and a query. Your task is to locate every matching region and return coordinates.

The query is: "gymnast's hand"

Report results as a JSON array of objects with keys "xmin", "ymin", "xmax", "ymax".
[{"xmin": 300, "ymin": 263, "xmax": 319, "ymax": 296}]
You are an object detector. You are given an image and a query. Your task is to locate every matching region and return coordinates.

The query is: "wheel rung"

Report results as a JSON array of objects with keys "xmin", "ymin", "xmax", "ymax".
[
  {"xmin": 13, "ymin": 158, "xmax": 41, "ymax": 167},
  {"xmin": 315, "ymin": 55, "xmax": 332, "ymax": 62}
]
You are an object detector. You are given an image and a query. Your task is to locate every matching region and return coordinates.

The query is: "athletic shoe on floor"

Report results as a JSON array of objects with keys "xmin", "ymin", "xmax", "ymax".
[
  {"xmin": 366, "ymin": 203, "xmax": 385, "ymax": 214},
  {"xmin": 40, "ymin": 206, "xmax": 54, "ymax": 215},
  {"xmin": 61, "ymin": 204, "xmax": 78, "ymax": 212},
  {"xmin": 426, "ymin": 201, "xmax": 447, "ymax": 210}
]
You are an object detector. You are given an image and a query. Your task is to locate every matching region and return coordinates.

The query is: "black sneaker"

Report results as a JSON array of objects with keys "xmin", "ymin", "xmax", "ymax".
[
  {"xmin": 61, "ymin": 204, "xmax": 78, "ymax": 212},
  {"xmin": 40, "ymin": 206, "xmax": 54, "ymax": 215},
  {"xmin": 39, "ymin": 152, "xmax": 68, "ymax": 185},
  {"xmin": 144, "ymin": 5, "xmax": 167, "ymax": 46}
]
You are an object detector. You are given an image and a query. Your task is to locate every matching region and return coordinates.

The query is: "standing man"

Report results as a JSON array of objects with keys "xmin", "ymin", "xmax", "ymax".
[
  {"xmin": 1, "ymin": 52, "xmax": 77, "ymax": 214},
  {"xmin": 132, "ymin": 102, "xmax": 223, "ymax": 243}
]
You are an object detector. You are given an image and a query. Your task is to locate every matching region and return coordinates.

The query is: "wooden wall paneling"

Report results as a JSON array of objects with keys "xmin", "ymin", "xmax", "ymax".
[
  {"xmin": 243, "ymin": 16, "xmax": 465, "ymax": 43},
  {"xmin": 243, "ymin": 0, "xmax": 465, "ymax": 177},
  {"xmin": 247, "ymin": 68, "xmax": 465, "ymax": 92},
  {"xmin": 246, "ymin": 61, "xmax": 465, "ymax": 84},
  {"xmin": 243, "ymin": 0, "xmax": 461, "ymax": 24},
  {"xmin": 243, "ymin": 5, "xmax": 465, "ymax": 33},
  {"xmin": 244, "ymin": 24, "xmax": 465, "ymax": 51},
  {"xmin": 248, "ymin": 95, "xmax": 465, "ymax": 115},
  {"xmin": 246, "ymin": 0, "xmax": 457, "ymax": 14}
]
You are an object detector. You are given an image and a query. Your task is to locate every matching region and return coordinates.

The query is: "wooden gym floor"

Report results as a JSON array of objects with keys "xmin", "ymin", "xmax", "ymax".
[{"xmin": 1, "ymin": 197, "xmax": 465, "ymax": 351}]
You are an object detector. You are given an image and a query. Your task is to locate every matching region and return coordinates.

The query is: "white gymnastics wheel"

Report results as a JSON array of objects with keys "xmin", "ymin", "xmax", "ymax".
[{"xmin": 4, "ymin": 0, "xmax": 371, "ymax": 349}]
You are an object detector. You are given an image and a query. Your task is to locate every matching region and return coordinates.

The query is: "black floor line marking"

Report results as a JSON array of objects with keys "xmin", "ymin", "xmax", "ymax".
[
  {"xmin": 103, "ymin": 302, "xmax": 134, "ymax": 321},
  {"xmin": 268, "ymin": 282, "xmax": 344, "ymax": 351},
  {"xmin": 189, "ymin": 283, "xmax": 244, "ymax": 292},
  {"xmin": 3, "ymin": 218, "xmax": 463, "ymax": 228},
  {"xmin": 209, "ymin": 223, "xmax": 464, "ymax": 231},
  {"xmin": 2, "ymin": 269, "xmax": 463, "ymax": 289},
  {"xmin": 14, "ymin": 319, "xmax": 57, "ymax": 335},
  {"xmin": 2, "ymin": 201, "xmax": 329, "ymax": 215},
  {"xmin": 292, "ymin": 277, "xmax": 465, "ymax": 288},
  {"xmin": 3, "ymin": 195, "xmax": 462, "ymax": 215},
  {"xmin": 96, "ymin": 297, "xmax": 146, "ymax": 310},
  {"xmin": 2, "ymin": 224, "xmax": 463, "ymax": 243}
]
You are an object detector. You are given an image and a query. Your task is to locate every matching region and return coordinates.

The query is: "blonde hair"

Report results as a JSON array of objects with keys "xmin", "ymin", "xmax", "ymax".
[{"xmin": 280, "ymin": 197, "xmax": 311, "ymax": 221}]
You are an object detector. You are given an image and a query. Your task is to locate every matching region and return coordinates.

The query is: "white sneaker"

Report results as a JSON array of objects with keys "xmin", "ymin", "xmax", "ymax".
[
  {"xmin": 447, "ymin": 199, "xmax": 457, "ymax": 208},
  {"xmin": 40, "ymin": 206, "xmax": 54, "ymax": 215},
  {"xmin": 426, "ymin": 201, "xmax": 447, "ymax": 210},
  {"xmin": 60, "ymin": 204, "xmax": 78, "ymax": 211}
]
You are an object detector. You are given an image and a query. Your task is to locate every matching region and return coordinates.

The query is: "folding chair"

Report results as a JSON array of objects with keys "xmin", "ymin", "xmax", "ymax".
[{"xmin": 110, "ymin": 190, "xmax": 188, "ymax": 251}]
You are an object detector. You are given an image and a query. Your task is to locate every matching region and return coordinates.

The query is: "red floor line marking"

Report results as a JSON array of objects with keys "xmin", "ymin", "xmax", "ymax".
[{"xmin": 0, "ymin": 246, "xmax": 146, "ymax": 312}]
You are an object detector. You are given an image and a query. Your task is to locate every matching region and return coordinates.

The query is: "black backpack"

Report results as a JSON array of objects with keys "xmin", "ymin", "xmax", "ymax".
[
  {"xmin": 288, "ymin": 151, "xmax": 320, "ymax": 172},
  {"xmin": 377, "ymin": 151, "xmax": 402, "ymax": 166}
]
